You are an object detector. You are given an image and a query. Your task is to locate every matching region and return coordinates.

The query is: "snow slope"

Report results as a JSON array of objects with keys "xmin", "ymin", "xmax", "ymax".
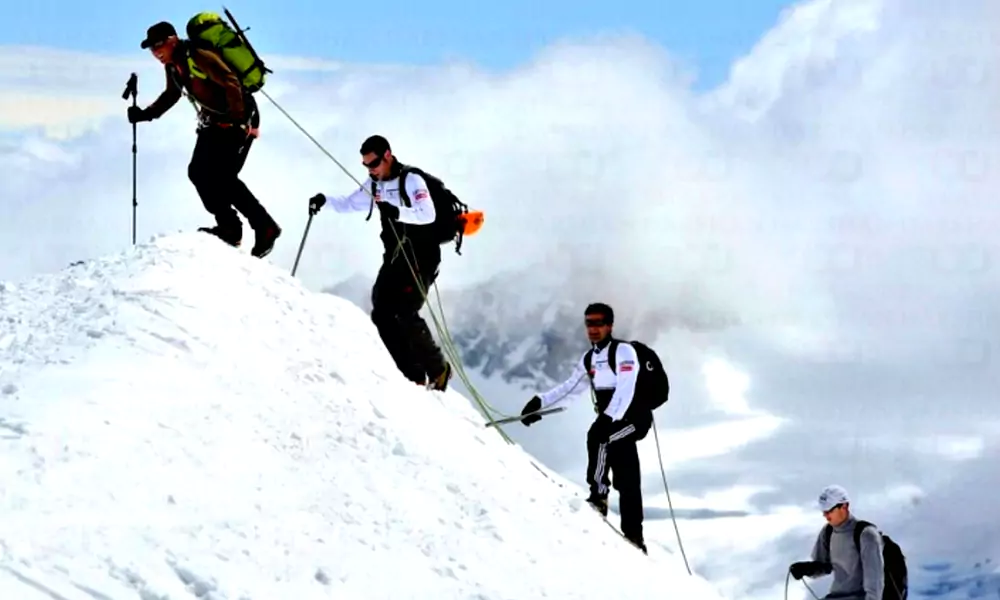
[
  {"xmin": 0, "ymin": 233, "xmax": 725, "ymax": 600},
  {"xmin": 325, "ymin": 265, "xmax": 1000, "ymax": 600}
]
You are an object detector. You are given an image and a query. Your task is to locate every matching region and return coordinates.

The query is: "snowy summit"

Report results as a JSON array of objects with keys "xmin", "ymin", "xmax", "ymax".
[{"xmin": 0, "ymin": 233, "xmax": 724, "ymax": 600}]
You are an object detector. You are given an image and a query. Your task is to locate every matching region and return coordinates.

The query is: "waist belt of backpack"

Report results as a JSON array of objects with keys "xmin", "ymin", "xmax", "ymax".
[
  {"xmin": 214, "ymin": 103, "xmax": 259, "ymax": 134},
  {"xmin": 200, "ymin": 110, "xmax": 255, "ymax": 132}
]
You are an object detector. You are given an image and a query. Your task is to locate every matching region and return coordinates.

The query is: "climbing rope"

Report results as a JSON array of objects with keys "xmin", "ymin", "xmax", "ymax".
[
  {"xmin": 784, "ymin": 570, "xmax": 822, "ymax": 600},
  {"xmin": 263, "ymin": 92, "xmax": 707, "ymax": 575},
  {"xmin": 259, "ymin": 89, "xmax": 519, "ymax": 442},
  {"xmin": 803, "ymin": 579, "xmax": 821, "ymax": 599},
  {"xmin": 652, "ymin": 413, "xmax": 692, "ymax": 575},
  {"xmin": 261, "ymin": 94, "xmax": 702, "ymax": 576}
]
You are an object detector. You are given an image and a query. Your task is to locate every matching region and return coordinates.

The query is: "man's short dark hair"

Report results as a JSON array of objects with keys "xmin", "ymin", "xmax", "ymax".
[
  {"xmin": 360, "ymin": 135, "xmax": 390, "ymax": 156},
  {"xmin": 585, "ymin": 302, "xmax": 614, "ymax": 324}
]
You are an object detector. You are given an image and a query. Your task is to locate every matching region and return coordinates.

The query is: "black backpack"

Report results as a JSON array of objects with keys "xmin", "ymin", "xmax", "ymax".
[
  {"xmin": 823, "ymin": 520, "xmax": 908, "ymax": 600},
  {"xmin": 583, "ymin": 339, "xmax": 670, "ymax": 413},
  {"xmin": 368, "ymin": 164, "xmax": 472, "ymax": 255}
]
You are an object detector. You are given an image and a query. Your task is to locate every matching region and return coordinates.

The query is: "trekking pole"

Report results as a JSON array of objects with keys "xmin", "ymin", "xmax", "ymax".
[
  {"xmin": 290, "ymin": 212, "xmax": 314, "ymax": 277},
  {"xmin": 291, "ymin": 196, "xmax": 323, "ymax": 277},
  {"xmin": 121, "ymin": 72, "xmax": 138, "ymax": 245}
]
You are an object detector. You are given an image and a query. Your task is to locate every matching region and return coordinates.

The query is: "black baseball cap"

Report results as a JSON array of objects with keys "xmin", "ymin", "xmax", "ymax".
[{"xmin": 140, "ymin": 21, "xmax": 177, "ymax": 49}]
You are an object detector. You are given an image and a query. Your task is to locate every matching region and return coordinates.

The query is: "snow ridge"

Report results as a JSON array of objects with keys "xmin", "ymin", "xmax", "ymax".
[{"xmin": 0, "ymin": 233, "xmax": 724, "ymax": 600}]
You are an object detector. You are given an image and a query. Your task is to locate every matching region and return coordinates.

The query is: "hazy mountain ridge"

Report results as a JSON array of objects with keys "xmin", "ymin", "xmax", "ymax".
[
  {"xmin": 323, "ymin": 265, "xmax": 744, "ymax": 393},
  {"xmin": 322, "ymin": 269, "xmax": 586, "ymax": 390}
]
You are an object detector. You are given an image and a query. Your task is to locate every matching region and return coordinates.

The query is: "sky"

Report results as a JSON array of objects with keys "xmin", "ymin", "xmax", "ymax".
[
  {"xmin": 1, "ymin": 0, "xmax": 795, "ymax": 90},
  {"xmin": 4, "ymin": 0, "xmax": 1000, "ymax": 595}
]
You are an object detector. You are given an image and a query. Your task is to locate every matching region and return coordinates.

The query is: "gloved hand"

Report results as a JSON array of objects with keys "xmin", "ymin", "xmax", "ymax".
[
  {"xmin": 789, "ymin": 561, "xmax": 831, "ymax": 580},
  {"xmin": 375, "ymin": 200, "xmax": 399, "ymax": 221},
  {"xmin": 520, "ymin": 396, "xmax": 543, "ymax": 426},
  {"xmin": 591, "ymin": 412, "xmax": 613, "ymax": 438},
  {"xmin": 309, "ymin": 193, "xmax": 326, "ymax": 216},
  {"xmin": 127, "ymin": 105, "xmax": 149, "ymax": 124}
]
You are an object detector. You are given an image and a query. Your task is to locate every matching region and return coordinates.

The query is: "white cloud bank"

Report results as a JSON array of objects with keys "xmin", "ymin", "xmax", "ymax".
[
  {"xmin": 6, "ymin": 2, "xmax": 1000, "ymax": 597},
  {"xmin": 3, "ymin": 0, "xmax": 1000, "ymax": 565}
]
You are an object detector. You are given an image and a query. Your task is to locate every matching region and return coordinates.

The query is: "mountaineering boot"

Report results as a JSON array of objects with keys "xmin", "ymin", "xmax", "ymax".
[
  {"xmin": 586, "ymin": 492, "xmax": 608, "ymax": 517},
  {"xmin": 251, "ymin": 224, "xmax": 281, "ymax": 258},
  {"xmin": 198, "ymin": 225, "xmax": 241, "ymax": 247},
  {"xmin": 426, "ymin": 361, "xmax": 452, "ymax": 392},
  {"xmin": 625, "ymin": 534, "xmax": 648, "ymax": 555},
  {"xmin": 404, "ymin": 366, "xmax": 426, "ymax": 387}
]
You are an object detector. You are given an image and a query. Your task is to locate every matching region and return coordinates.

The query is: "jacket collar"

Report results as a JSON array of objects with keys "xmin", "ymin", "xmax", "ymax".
[{"xmin": 592, "ymin": 336, "xmax": 613, "ymax": 351}]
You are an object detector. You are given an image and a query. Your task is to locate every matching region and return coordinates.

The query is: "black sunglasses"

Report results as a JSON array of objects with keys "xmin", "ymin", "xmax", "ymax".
[
  {"xmin": 363, "ymin": 155, "xmax": 383, "ymax": 170},
  {"xmin": 585, "ymin": 318, "xmax": 607, "ymax": 327},
  {"xmin": 823, "ymin": 503, "xmax": 844, "ymax": 515}
]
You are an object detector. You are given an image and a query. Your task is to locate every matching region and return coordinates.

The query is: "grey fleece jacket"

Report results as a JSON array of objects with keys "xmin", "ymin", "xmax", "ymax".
[{"xmin": 810, "ymin": 515, "xmax": 884, "ymax": 600}]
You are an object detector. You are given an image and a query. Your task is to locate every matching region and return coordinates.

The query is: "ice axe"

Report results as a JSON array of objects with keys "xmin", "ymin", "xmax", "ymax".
[
  {"xmin": 122, "ymin": 72, "xmax": 138, "ymax": 245},
  {"xmin": 484, "ymin": 406, "xmax": 565, "ymax": 428}
]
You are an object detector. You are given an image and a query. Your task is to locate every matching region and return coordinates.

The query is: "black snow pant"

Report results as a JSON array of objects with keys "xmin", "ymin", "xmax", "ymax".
[
  {"xmin": 587, "ymin": 412, "xmax": 652, "ymax": 544},
  {"xmin": 370, "ymin": 243, "xmax": 447, "ymax": 385},
  {"xmin": 187, "ymin": 104, "xmax": 277, "ymax": 243}
]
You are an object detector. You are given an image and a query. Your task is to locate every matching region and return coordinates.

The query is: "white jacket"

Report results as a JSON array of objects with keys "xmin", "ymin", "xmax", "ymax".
[{"xmin": 322, "ymin": 172, "xmax": 436, "ymax": 225}]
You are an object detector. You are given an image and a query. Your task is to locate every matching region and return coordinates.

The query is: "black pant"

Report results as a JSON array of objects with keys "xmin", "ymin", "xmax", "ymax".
[
  {"xmin": 370, "ymin": 244, "xmax": 446, "ymax": 384},
  {"xmin": 187, "ymin": 119, "xmax": 276, "ymax": 239},
  {"xmin": 587, "ymin": 413, "xmax": 651, "ymax": 543}
]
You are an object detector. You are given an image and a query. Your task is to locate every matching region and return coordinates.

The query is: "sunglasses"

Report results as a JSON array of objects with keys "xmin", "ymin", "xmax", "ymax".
[
  {"xmin": 822, "ymin": 503, "xmax": 844, "ymax": 515},
  {"xmin": 363, "ymin": 155, "xmax": 383, "ymax": 170},
  {"xmin": 584, "ymin": 318, "xmax": 607, "ymax": 327}
]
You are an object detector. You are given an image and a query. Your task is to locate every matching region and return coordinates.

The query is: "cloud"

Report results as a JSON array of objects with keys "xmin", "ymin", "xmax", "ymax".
[
  {"xmin": 5, "ymin": 0, "xmax": 1000, "ymax": 593},
  {"xmin": 0, "ymin": 46, "xmax": 348, "ymax": 138},
  {"xmin": 700, "ymin": 357, "xmax": 757, "ymax": 417},
  {"xmin": 892, "ymin": 439, "xmax": 1000, "ymax": 560}
]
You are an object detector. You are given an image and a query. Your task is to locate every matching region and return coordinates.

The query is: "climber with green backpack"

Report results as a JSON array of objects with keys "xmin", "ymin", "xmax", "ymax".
[{"xmin": 127, "ymin": 12, "xmax": 281, "ymax": 258}]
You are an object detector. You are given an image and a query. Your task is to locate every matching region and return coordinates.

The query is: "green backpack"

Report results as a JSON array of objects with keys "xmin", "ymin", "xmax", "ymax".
[{"xmin": 186, "ymin": 9, "xmax": 269, "ymax": 93}]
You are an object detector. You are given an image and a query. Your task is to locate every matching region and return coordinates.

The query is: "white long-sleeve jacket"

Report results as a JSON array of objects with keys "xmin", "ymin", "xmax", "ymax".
[
  {"xmin": 537, "ymin": 339, "xmax": 639, "ymax": 421},
  {"xmin": 321, "ymin": 172, "xmax": 436, "ymax": 225}
]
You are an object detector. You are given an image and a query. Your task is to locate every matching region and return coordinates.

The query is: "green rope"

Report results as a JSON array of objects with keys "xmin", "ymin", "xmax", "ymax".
[{"xmin": 262, "ymin": 89, "xmax": 518, "ymax": 442}]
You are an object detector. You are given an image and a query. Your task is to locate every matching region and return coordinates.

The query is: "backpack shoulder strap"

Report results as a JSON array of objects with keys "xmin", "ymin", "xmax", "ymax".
[
  {"xmin": 607, "ymin": 339, "xmax": 619, "ymax": 374},
  {"xmin": 365, "ymin": 180, "xmax": 377, "ymax": 221},
  {"xmin": 853, "ymin": 520, "xmax": 875, "ymax": 551},
  {"xmin": 397, "ymin": 167, "xmax": 411, "ymax": 207},
  {"xmin": 583, "ymin": 349, "xmax": 594, "ymax": 376},
  {"xmin": 823, "ymin": 524, "xmax": 833, "ymax": 554}
]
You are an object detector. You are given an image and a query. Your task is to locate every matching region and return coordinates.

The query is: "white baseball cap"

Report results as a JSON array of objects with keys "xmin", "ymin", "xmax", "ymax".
[{"xmin": 818, "ymin": 485, "xmax": 850, "ymax": 512}]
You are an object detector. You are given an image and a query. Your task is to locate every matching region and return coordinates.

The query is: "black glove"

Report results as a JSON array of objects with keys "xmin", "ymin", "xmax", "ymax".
[
  {"xmin": 309, "ymin": 193, "xmax": 325, "ymax": 216},
  {"xmin": 127, "ymin": 105, "xmax": 149, "ymax": 124},
  {"xmin": 520, "ymin": 396, "xmax": 542, "ymax": 426},
  {"xmin": 789, "ymin": 561, "xmax": 831, "ymax": 580},
  {"xmin": 591, "ymin": 412, "xmax": 613, "ymax": 438},
  {"xmin": 375, "ymin": 200, "xmax": 399, "ymax": 221}
]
